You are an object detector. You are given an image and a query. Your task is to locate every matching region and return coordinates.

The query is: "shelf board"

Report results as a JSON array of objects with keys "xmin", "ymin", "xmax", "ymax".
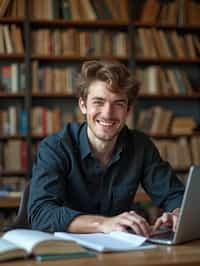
[
  {"xmin": 0, "ymin": 135, "xmax": 27, "ymax": 140},
  {"xmin": 0, "ymin": 196, "xmax": 20, "ymax": 208},
  {"xmin": 31, "ymin": 19, "xmax": 129, "ymax": 28},
  {"xmin": 31, "ymin": 135, "xmax": 46, "ymax": 140},
  {"xmin": 133, "ymin": 22, "xmax": 200, "ymax": 31},
  {"xmin": 32, "ymin": 93, "xmax": 77, "ymax": 98},
  {"xmin": 31, "ymin": 55, "xmax": 128, "ymax": 61},
  {"xmin": 0, "ymin": 54, "xmax": 25, "ymax": 60},
  {"xmin": 0, "ymin": 17, "xmax": 24, "ymax": 24},
  {"xmin": 0, "ymin": 170, "xmax": 26, "ymax": 177},
  {"xmin": 138, "ymin": 93, "xmax": 200, "ymax": 100},
  {"xmin": 135, "ymin": 57, "xmax": 200, "ymax": 64},
  {"xmin": 0, "ymin": 93, "xmax": 25, "ymax": 98}
]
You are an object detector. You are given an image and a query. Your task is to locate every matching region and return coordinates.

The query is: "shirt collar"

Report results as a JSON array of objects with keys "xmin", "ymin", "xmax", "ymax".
[
  {"xmin": 79, "ymin": 123, "xmax": 128, "ymax": 161},
  {"xmin": 79, "ymin": 122, "xmax": 92, "ymax": 160}
]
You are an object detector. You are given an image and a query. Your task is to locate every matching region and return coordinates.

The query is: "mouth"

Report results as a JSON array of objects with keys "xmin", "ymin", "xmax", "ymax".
[{"xmin": 96, "ymin": 119, "xmax": 116, "ymax": 127}]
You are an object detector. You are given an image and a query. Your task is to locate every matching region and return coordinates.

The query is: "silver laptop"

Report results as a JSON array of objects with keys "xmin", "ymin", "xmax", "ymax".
[{"xmin": 148, "ymin": 165, "xmax": 200, "ymax": 245}]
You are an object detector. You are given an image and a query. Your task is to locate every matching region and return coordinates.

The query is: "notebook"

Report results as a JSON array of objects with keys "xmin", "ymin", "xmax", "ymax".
[{"xmin": 148, "ymin": 165, "xmax": 200, "ymax": 245}]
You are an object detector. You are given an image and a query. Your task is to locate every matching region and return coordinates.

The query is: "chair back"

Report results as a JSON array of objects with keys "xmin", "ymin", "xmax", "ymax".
[{"xmin": 3, "ymin": 182, "xmax": 30, "ymax": 231}]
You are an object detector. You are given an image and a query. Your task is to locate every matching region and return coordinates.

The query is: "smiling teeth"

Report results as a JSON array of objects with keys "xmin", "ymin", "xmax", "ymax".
[{"xmin": 98, "ymin": 120, "xmax": 114, "ymax": 126}]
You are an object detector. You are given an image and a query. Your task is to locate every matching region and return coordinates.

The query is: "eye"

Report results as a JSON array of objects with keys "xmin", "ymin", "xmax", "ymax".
[
  {"xmin": 93, "ymin": 100, "xmax": 104, "ymax": 105},
  {"xmin": 115, "ymin": 102, "xmax": 127, "ymax": 108}
]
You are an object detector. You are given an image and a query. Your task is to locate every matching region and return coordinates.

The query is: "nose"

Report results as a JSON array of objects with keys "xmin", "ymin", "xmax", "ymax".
[{"xmin": 102, "ymin": 102, "xmax": 113, "ymax": 117}]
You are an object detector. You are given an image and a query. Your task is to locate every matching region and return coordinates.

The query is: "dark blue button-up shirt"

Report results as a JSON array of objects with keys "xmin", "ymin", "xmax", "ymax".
[{"xmin": 28, "ymin": 122, "xmax": 184, "ymax": 232}]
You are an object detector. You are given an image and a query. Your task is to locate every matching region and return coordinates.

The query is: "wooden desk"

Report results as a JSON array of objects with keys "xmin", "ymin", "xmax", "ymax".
[{"xmin": 1, "ymin": 240, "xmax": 200, "ymax": 266}]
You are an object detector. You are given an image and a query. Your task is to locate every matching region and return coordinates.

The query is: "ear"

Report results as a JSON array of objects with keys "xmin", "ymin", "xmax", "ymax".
[{"xmin": 79, "ymin": 97, "xmax": 87, "ymax": 115}]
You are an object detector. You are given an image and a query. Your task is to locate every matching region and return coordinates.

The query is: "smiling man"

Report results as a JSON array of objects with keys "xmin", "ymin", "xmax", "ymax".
[{"xmin": 28, "ymin": 60, "xmax": 184, "ymax": 236}]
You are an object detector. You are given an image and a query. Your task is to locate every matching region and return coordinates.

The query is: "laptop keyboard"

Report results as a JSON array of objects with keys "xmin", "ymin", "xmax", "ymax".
[{"xmin": 150, "ymin": 229, "xmax": 174, "ymax": 241}]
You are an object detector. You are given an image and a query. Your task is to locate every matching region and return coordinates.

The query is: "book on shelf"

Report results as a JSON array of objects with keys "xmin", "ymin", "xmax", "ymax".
[
  {"xmin": 55, "ymin": 231, "xmax": 156, "ymax": 252},
  {"xmin": 0, "ymin": 177, "xmax": 27, "ymax": 195},
  {"xmin": 136, "ymin": 106, "xmax": 173, "ymax": 135},
  {"xmin": 0, "ymin": 0, "xmax": 25, "ymax": 17},
  {"xmin": 139, "ymin": 0, "xmax": 160, "ymax": 24},
  {"xmin": 80, "ymin": 0, "xmax": 97, "ymax": 21},
  {"xmin": 190, "ymin": 136, "xmax": 200, "ymax": 165},
  {"xmin": 132, "ymin": 0, "xmax": 200, "ymax": 25},
  {"xmin": 2, "ymin": 25, "xmax": 13, "ymax": 54},
  {"xmin": 0, "ymin": 0, "xmax": 10, "ymax": 17},
  {"xmin": 153, "ymin": 137, "xmax": 193, "ymax": 169},
  {"xmin": 0, "ymin": 229, "xmax": 92, "ymax": 262},
  {"xmin": 171, "ymin": 117, "xmax": 197, "ymax": 135},
  {"xmin": 10, "ymin": 24, "xmax": 24, "ymax": 54},
  {"xmin": 135, "ymin": 28, "xmax": 199, "ymax": 59},
  {"xmin": 31, "ymin": 29, "xmax": 128, "ymax": 57}
]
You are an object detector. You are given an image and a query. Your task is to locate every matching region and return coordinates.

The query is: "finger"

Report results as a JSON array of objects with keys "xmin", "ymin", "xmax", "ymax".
[
  {"xmin": 153, "ymin": 213, "xmax": 173, "ymax": 231},
  {"xmin": 172, "ymin": 214, "xmax": 178, "ymax": 232},
  {"xmin": 132, "ymin": 217, "xmax": 151, "ymax": 236},
  {"xmin": 125, "ymin": 221, "xmax": 144, "ymax": 235},
  {"xmin": 116, "ymin": 215, "xmax": 145, "ymax": 235},
  {"xmin": 153, "ymin": 217, "xmax": 163, "ymax": 231},
  {"xmin": 127, "ymin": 211, "xmax": 151, "ymax": 236},
  {"xmin": 114, "ymin": 224, "xmax": 127, "ymax": 232}
]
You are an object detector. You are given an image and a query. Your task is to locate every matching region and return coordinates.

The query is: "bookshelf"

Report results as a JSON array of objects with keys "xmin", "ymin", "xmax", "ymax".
[
  {"xmin": 0, "ymin": 0, "xmax": 200, "ymax": 223},
  {"xmin": 131, "ymin": 0, "xmax": 200, "ymax": 179}
]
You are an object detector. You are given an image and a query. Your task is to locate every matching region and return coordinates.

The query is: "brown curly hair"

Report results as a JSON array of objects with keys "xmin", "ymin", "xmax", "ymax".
[{"xmin": 76, "ymin": 60, "xmax": 140, "ymax": 107}]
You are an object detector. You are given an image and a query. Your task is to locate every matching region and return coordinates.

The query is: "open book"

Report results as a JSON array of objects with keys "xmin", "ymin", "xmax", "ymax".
[
  {"xmin": 55, "ymin": 231, "xmax": 156, "ymax": 252},
  {"xmin": 0, "ymin": 229, "xmax": 92, "ymax": 262}
]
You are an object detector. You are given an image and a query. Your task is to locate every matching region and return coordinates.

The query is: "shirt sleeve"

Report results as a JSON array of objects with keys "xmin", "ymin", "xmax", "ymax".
[
  {"xmin": 28, "ymin": 136, "xmax": 84, "ymax": 232},
  {"xmin": 141, "ymin": 138, "xmax": 185, "ymax": 212}
]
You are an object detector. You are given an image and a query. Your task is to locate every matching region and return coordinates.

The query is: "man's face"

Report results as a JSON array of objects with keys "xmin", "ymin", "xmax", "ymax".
[{"xmin": 79, "ymin": 80, "xmax": 129, "ymax": 143}]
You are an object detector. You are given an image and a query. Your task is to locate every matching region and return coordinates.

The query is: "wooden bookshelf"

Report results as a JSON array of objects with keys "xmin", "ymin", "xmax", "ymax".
[
  {"xmin": 0, "ymin": 196, "xmax": 20, "ymax": 208},
  {"xmin": 31, "ymin": 19, "xmax": 129, "ymax": 28},
  {"xmin": 0, "ymin": 93, "xmax": 25, "ymax": 98},
  {"xmin": 0, "ymin": 170, "xmax": 26, "ymax": 177},
  {"xmin": 31, "ymin": 55, "xmax": 128, "ymax": 61},
  {"xmin": 134, "ymin": 22, "xmax": 200, "ymax": 31},
  {"xmin": 135, "ymin": 57, "xmax": 200, "ymax": 64},
  {"xmin": 0, "ymin": 17, "xmax": 24, "ymax": 24},
  {"xmin": 139, "ymin": 93, "xmax": 200, "ymax": 100},
  {"xmin": 0, "ymin": 0, "xmax": 200, "ymax": 228},
  {"xmin": 0, "ymin": 135, "xmax": 26, "ymax": 140},
  {"xmin": 0, "ymin": 54, "xmax": 24, "ymax": 60}
]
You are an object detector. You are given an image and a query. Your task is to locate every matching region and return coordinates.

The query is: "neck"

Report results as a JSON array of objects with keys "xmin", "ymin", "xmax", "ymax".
[{"xmin": 87, "ymin": 132, "xmax": 117, "ymax": 167}]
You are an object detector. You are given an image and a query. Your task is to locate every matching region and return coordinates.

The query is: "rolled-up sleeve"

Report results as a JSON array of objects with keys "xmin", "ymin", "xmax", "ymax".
[{"xmin": 28, "ymin": 137, "xmax": 83, "ymax": 232}]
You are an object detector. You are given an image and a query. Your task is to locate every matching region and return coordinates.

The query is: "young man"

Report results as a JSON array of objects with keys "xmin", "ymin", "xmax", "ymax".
[{"xmin": 28, "ymin": 60, "xmax": 184, "ymax": 236}]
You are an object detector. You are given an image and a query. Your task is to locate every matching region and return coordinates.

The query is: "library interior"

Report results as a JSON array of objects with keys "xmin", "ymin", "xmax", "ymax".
[{"xmin": 0, "ymin": 0, "xmax": 200, "ymax": 265}]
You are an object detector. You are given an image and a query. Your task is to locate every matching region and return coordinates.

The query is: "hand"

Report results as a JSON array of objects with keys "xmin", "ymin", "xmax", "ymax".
[
  {"xmin": 153, "ymin": 208, "xmax": 180, "ymax": 232},
  {"xmin": 99, "ymin": 211, "xmax": 151, "ymax": 236}
]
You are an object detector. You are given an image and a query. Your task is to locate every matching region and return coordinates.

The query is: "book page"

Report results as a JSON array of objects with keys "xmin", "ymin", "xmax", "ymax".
[
  {"xmin": 55, "ymin": 232, "xmax": 155, "ymax": 252},
  {"xmin": 0, "ymin": 238, "xmax": 21, "ymax": 253},
  {"xmin": 0, "ymin": 238, "xmax": 26, "ymax": 261},
  {"xmin": 109, "ymin": 231, "xmax": 147, "ymax": 245},
  {"xmin": 3, "ymin": 229, "xmax": 64, "ymax": 254}
]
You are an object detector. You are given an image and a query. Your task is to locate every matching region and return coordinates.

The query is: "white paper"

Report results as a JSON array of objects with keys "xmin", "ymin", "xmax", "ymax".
[
  {"xmin": 3, "ymin": 229, "xmax": 62, "ymax": 253},
  {"xmin": 55, "ymin": 232, "xmax": 156, "ymax": 252}
]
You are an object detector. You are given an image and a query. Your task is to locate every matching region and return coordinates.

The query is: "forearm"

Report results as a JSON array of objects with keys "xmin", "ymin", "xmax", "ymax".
[
  {"xmin": 67, "ymin": 214, "xmax": 106, "ymax": 233},
  {"xmin": 67, "ymin": 211, "xmax": 151, "ymax": 236},
  {"xmin": 28, "ymin": 198, "xmax": 84, "ymax": 232}
]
